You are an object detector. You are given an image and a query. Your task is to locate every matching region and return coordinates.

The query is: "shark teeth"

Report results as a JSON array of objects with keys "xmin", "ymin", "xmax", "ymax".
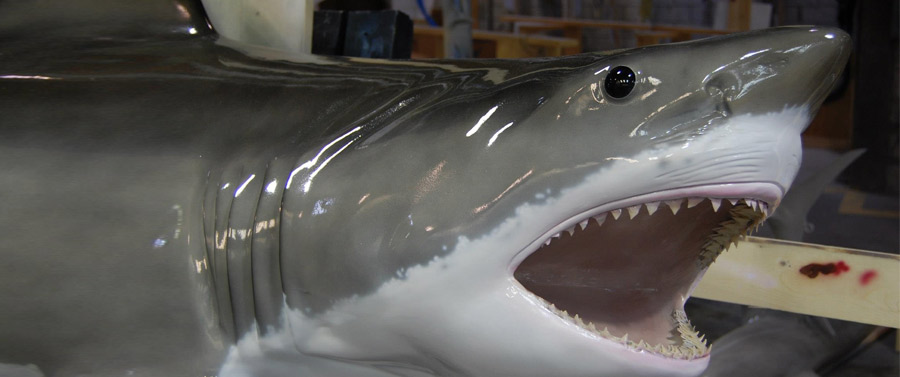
[
  {"xmin": 579, "ymin": 219, "xmax": 589, "ymax": 230},
  {"xmin": 610, "ymin": 209, "xmax": 622, "ymax": 220},
  {"xmin": 538, "ymin": 196, "xmax": 769, "ymax": 269},
  {"xmin": 709, "ymin": 198, "xmax": 722, "ymax": 212},
  {"xmin": 537, "ymin": 296, "xmax": 710, "ymax": 360},
  {"xmin": 531, "ymin": 196, "xmax": 769, "ymax": 359},
  {"xmin": 686, "ymin": 197, "xmax": 703, "ymax": 208},
  {"xmin": 696, "ymin": 199, "xmax": 767, "ymax": 267},
  {"xmin": 626, "ymin": 205, "xmax": 641, "ymax": 219},
  {"xmin": 665, "ymin": 199, "xmax": 682, "ymax": 214}
]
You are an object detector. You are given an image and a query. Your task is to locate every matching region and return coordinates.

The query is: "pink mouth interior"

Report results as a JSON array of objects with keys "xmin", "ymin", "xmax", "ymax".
[{"xmin": 513, "ymin": 200, "xmax": 737, "ymax": 347}]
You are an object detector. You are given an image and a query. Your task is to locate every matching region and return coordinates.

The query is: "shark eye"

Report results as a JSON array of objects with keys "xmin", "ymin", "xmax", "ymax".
[{"xmin": 605, "ymin": 66, "xmax": 636, "ymax": 99}]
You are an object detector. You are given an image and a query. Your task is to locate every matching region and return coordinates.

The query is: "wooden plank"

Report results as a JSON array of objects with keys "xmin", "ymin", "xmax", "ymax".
[
  {"xmin": 499, "ymin": 15, "xmax": 736, "ymax": 36},
  {"xmin": 801, "ymin": 135, "xmax": 853, "ymax": 150},
  {"xmin": 471, "ymin": 0, "xmax": 479, "ymax": 30},
  {"xmin": 416, "ymin": 25, "xmax": 578, "ymax": 45},
  {"xmin": 727, "ymin": 0, "xmax": 752, "ymax": 31},
  {"xmin": 516, "ymin": 23, "xmax": 569, "ymax": 34},
  {"xmin": 504, "ymin": 15, "xmax": 735, "ymax": 51},
  {"xmin": 650, "ymin": 23, "xmax": 736, "ymax": 36},
  {"xmin": 838, "ymin": 190, "xmax": 900, "ymax": 218},
  {"xmin": 802, "ymin": 78, "xmax": 854, "ymax": 150},
  {"xmin": 694, "ymin": 236, "xmax": 899, "ymax": 328},
  {"xmin": 502, "ymin": 15, "xmax": 655, "ymax": 31},
  {"xmin": 413, "ymin": 26, "xmax": 578, "ymax": 58},
  {"xmin": 494, "ymin": 38, "xmax": 527, "ymax": 59},
  {"xmin": 634, "ymin": 31, "xmax": 679, "ymax": 46}
]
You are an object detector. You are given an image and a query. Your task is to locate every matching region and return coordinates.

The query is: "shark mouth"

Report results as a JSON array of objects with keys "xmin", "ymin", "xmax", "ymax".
[{"xmin": 513, "ymin": 195, "xmax": 768, "ymax": 360}]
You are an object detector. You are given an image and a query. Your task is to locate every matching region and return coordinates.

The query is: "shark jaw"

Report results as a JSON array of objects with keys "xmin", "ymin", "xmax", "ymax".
[
  {"xmin": 218, "ymin": 108, "xmax": 806, "ymax": 376},
  {"xmin": 512, "ymin": 188, "xmax": 771, "ymax": 361}
]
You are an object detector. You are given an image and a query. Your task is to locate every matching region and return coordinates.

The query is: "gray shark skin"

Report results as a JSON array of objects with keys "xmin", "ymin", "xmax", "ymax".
[{"xmin": 0, "ymin": 2, "xmax": 850, "ymax": 376}]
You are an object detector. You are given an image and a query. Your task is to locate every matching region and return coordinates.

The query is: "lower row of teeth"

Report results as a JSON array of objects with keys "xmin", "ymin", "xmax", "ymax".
[{"xmin": 541, "ymin": 299, "xmax": 709, "ymax": 360}]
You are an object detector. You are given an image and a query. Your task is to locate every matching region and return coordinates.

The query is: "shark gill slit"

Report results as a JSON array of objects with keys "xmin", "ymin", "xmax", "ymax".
[
  {"xmin": 251, "ymin": 159, "xmax": 289, "ymax": 335},
  {"xmin": 200, "ymin": 170, "xmax": 229, "ymax": 337},
  {"xmin": 203, "ymin": 166, "xmax": 237, "ymax": 341},
  {"xmin": 204, "ymin": 160, "xmax": 289, "ymax": 341},
  {"xmin": 225, "ymin": 164, "xmax": 259, "ymax": 339}
]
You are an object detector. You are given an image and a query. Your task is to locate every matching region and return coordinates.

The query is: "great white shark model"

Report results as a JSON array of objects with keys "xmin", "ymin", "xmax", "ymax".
[{"xmin": 0, "ymin": 1, "xmax": 851, "ymax": 376}]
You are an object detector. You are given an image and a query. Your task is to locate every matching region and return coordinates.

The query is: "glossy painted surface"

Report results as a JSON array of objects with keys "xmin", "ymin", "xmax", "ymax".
[{"xmin": 0, "ymin": 1, "xmax": 850, "ymax": 376}]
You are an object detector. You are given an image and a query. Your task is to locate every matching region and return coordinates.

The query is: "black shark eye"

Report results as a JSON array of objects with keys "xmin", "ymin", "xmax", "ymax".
[{"xmin": 605, "ymin": 66, "xmax": 636, "ymax": 99}]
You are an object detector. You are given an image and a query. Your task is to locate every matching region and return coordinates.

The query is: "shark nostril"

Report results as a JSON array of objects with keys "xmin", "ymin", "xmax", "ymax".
[
  {"xmin": 704, "ymin": 72, "xmax": 740, "ymax": 118},
  {"xmin": 704, "ymin": 72, "xmax": 741, "ymax": 102},
  {"xmin": 713, "ymin": 94, "xmax": 732, "ymax": 118},
  {"xmin": 705, "ymin": 84, "xmax": 723, "ymax": 98},
  {"xmin": 717, "ymin": 101, "xmax": 732, "ymax": 118}
]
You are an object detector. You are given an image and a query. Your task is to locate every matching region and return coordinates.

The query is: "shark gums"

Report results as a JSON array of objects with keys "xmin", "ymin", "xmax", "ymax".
[{"xmin": 0, "ymin": 2, "xmax": 850, "ymax": 376}]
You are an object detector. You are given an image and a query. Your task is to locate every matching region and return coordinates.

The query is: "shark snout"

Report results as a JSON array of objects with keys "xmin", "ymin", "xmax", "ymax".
[
  {"xmin": 797, "ymin": 27, "xmax": 853, "ymax": 111},
  {"xmin": 702, "ymin": 27, "xmax": 851, "ymax": 128},
  {"xmin": 635, "ymin": 27, "xmax": 855, "ymax": 196}
]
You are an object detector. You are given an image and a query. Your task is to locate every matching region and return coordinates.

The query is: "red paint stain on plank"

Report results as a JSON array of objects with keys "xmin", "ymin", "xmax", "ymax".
[
  {"xmin": 860, "ymin": 270, "xmax": 878, "ymax": 285},
  {"xmin": 799, "ymin": 261, "xmax": 850, "ymax": 278}
]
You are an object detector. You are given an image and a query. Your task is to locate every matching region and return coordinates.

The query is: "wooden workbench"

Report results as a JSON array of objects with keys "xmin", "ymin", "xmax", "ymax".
[
  {"xmin": 500, "ymin": 15, "xmax": 737, "ymax": 52},
  {"xmin": 412, "ymin": 25, "xmax": 579, "ymax": 58}
]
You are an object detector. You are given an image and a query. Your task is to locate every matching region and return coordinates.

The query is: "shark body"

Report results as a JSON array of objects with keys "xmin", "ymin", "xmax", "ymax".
[{"xmin": 0, "ymin": 1, "xmax": 850, "ymax": 376}]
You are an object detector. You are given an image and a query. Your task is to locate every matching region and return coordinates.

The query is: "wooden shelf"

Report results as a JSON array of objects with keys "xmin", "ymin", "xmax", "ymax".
[
  {"xmin": 500, "ymin": 15, "xmax": 737, "ymax": 51},
  {"xmin": 413, "ymin": 25, "xmax": 579, "ymax": 58}
]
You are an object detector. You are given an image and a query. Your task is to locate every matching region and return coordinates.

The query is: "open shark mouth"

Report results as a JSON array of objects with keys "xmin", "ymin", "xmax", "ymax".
[{"xmin": 513, "ymin": 195, "xmax": 769, "ymax": 360}]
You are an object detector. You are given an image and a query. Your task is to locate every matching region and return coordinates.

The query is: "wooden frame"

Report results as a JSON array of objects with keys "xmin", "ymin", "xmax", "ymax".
[
  {"xmin": 413, "ymin": 25, "xmax": 579, "ymax": 58},
  {"xmin": 695, "ymin": 236, "xmax": 899, "ymax": 329},
  {"xmin": 500, "ymin": 15, "xmax": 737, "ymax": 51}
]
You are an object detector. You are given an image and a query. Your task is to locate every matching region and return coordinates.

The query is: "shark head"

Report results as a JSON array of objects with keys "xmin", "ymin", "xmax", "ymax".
[{"xmin": 222, "ymin": 27, "xmax": 850, "ymax": 377}]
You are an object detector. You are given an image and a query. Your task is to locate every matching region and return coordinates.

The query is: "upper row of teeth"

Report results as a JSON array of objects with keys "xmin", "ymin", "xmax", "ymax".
[{"xmin": 543, "ymin": 197, "xmax": 768, "ymax": 245}]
